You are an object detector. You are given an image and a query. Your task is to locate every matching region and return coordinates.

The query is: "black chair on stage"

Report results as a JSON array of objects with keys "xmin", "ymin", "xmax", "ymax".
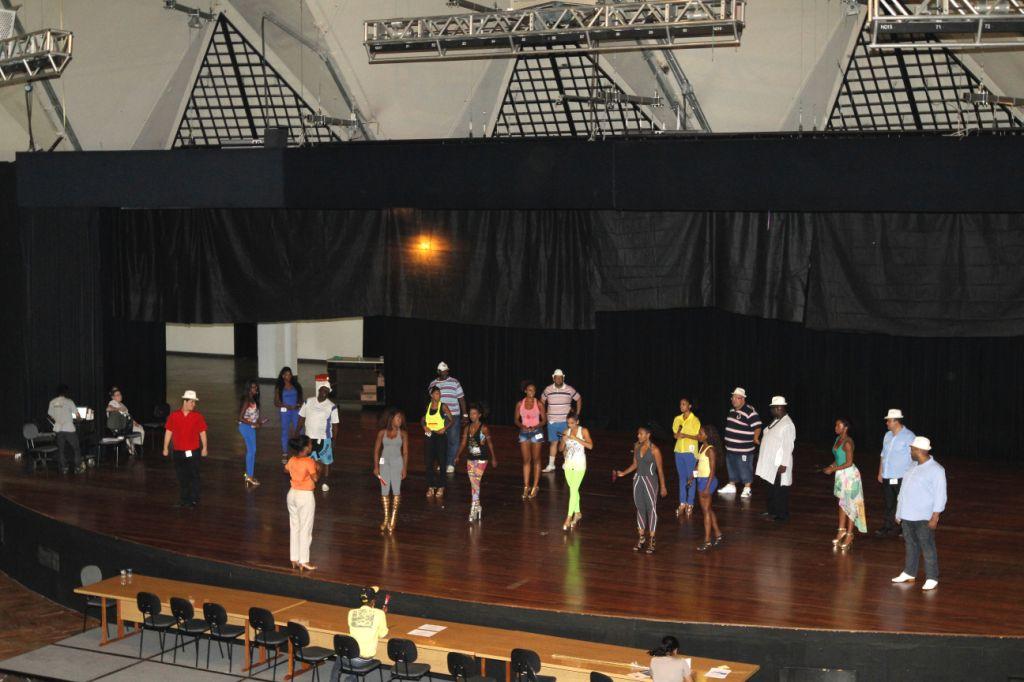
[
  {"xmin": 96, "ymin": 411, "xmax": 129, "ymax": 468},
  {"xmin": 448, "ymin": 652, "xmax": 494, "ymax": 682},
  {"xmin": 247, "ymin": 606, "xmax": 290, "ymax": 680},
  {"xmin": 286, "ymin": 622, "xmax": 333, "ymax": 682},
  {"xmin": 23, "ymin": 422, "xmax": 58, "ymax": 472},
  {"xmin": 388, "ymin": 638, "xmax": 431, "ymax": 682},
  {"xmin": 169, "ymin": 597, "xmax": 210, "ymax": 667},
  {"xmin": 142, "ymin": 403, "xmax": 170, "ymax": 456},
  {"xmin": 511, "ymin": 648, "xmax": 556, "ymax": 682},
  {"xmin": 202, "ymin": 602, "xmax": 245, "ymax": 672},
  {"xmin": 79, "ymin": 565, "xmax": 116, "ymax": 637},
  {"xmin": 590, "ymin": 673, "xmax": 614, "ymax": 682},
  {"xmin": 333, "ymin": 633, "xmax": 385, "ymax": 682},
  {"xmin": 136, "ymin": 591, "xmax": 175, "ymax": 661}
]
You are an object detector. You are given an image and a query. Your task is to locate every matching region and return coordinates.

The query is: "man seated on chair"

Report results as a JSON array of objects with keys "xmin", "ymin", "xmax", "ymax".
[{"xmin": 331, "ymin": 586, "xmax": 389, "ymax": 682}]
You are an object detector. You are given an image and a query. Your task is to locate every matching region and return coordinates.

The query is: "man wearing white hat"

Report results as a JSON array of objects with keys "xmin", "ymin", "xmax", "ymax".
[
  {"xmin": 720, "ymin": 387, "xmax": 762, "ymax": 497},
  {"xmin": 755, "ymin": 396, "xmax": 796, "ymax": 521},
  {"xmin": 298, "ymin": 374, "xmax": 339, "ymax": 492},
  {"xmin": 892, "ymin": 436, "xmax": 946, "ymax": 591},
  {"xmin": 162, "ymin": 390, "xmax": 208, "ymax": 508},
  {"xmin": 877, "ymin": 409, "xmax": 916, "ymax": 537},
  {"xmin": 541, "ymin": 369, "xmax": 582, "ymax": 473},
  {"xmin": 428, "ymin": 362, "xmax": 466, "ymax": 474}
]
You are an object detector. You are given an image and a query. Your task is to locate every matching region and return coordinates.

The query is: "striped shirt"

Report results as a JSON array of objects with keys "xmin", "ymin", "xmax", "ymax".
[
  {"xmin": 724, "ymin": 403, "xmax": 762, "ymax": 454},
  {"xmin": 428, "ymin": 376, "xmax": 465, "ymax": 416},
  {"xmin": 541, "ymin": 383, "xmax": 579, "ymax": 423}
]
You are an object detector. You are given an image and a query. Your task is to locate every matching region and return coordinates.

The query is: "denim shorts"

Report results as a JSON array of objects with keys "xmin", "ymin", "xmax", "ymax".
[
  {"xmin": 696, "ymin": 476, "xmax": 719, "ymax": 494},
  {"xmin": 546, "ymin": 421, "xmax": 568, "ymax": 442},
  {"xmin": 518, "ymin": 428, "xmax": 544, "ymax": 443}
]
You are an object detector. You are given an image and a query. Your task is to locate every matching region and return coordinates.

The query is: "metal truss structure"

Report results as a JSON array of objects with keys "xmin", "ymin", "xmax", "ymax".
[
  {"xmin": 868, "ymin": 0, "xmax": 1024, "ymax": 49},
  {"xmin": 0, "ymin": 28, "xmax": 72, "ymax": 86},
  {"xmin": 363, "ymin": 1, "xmax": 745, "ymax": 63},
  {"xmin": 827, "ymin": 18, "xmax": 1022, "ymax": 131}
]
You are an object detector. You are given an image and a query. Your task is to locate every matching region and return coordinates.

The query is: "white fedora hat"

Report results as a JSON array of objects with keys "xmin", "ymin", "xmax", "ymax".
[
  {"xmin": 437, "ymin": 361, "xmax": 449, "ymax": 371},
  {"xmin": 731, "ymin": 387, "xmax": 747, "ymax": 398},
  {"xmin": 552, "ymin": 369, "xmax": 565, "ymax": 377},
  {"xmin": 770, "ymin": 396, "xmax": 787, "ymax": 407},
  {"xmin": 181, "ymin": 390, "xmax": 199, "ymax": 401},
  {"xmin": 911, "ymin": 436, "xmax": 932, "ymax": 451},
  {"xmin": 884, "ymin": 408, "xmax": 904, "ymax": 420}
]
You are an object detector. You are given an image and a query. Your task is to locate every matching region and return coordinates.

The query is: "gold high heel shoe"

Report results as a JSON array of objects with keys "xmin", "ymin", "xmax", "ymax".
[
  {"xmin": 832, "ymin": 528, "xmax": 848, "ymax": 547},
  {"xmin": 522, "ymin": 486, "xmax": 529, "ymax": 500},
  {"xmin": 299, "ymin": 563, "xmax": 317, "ymax": 572},
  {"xmin": 571, "ymin": 512, "xmax": 582, "ymax": 529},
  {"xmin": 563, "ymin": 515, "xmax": 573, "ymax": 531},
  {"xmin": 388, "ymin": 496, "xmax": 401, "ymax": 533},
  {"xmin": 528, "ymin": 486, "xmax": 538, "ymax": 499},
  {"xmin": 839, "ymin": 532, "xmax": 854, "ymax": 551},
  {"xmin": 380, "ymin": 496, "xmax": 391, "ymax": 532}
]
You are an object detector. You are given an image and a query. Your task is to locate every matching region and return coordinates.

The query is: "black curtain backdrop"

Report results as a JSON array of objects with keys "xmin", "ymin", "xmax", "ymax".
[
  {"xmin": 0, "ymin": 165, "xmax": 27, "ymax": 446},
  {"xmin": 110, "ymin": 208, "xmax": 1024, "ymax": 337},
  {"xmin": 364, "ymin": 310, "xmax": 1024, "ymax": 461}
]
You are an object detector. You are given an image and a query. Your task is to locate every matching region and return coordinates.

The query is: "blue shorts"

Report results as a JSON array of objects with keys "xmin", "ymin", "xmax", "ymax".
[
  {"xmin": 311, "ymin": 438, "xmax": 334, "ymax": 465},
  {"xmin": 696, "ymin": 476, "xmax": 718, "ymax": 494},
  {"xmin": 547, "ymin": 422, "xmax": 568, "ymax": 443},
  {"xmin": 518, "ymin": 429, "xmax": 544, "ymax": 444}
]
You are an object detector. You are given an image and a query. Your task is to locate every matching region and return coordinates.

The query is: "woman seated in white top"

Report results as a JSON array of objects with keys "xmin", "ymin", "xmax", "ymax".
[
  {"xmin": 648, "ymin": 636, "xmax": 693, "ymax": 682},
  {"xmin": 106, "ymin": 386, "xmax": 145, "ymax": 454}
]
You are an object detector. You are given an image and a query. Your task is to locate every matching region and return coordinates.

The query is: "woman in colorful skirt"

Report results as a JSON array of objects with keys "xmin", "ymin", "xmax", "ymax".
[
  {"xmin": 824, "ymin": 418, "xmax": 868, "ymax": 551},
  {"xmin": 456, "ymin": 404, "xmax": 497, "ymax": 523}
]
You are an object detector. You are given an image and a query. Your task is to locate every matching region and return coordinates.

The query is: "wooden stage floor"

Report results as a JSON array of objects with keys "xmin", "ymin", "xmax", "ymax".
[{"xmin": 2, "ymin": 355, "xmax": 1022, "ymax": 639}]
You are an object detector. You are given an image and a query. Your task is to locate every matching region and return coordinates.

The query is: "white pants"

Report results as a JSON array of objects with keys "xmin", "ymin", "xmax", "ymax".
[{"xmin": 287, "ymin": 489, "xmax": 316, "ymax": 564}]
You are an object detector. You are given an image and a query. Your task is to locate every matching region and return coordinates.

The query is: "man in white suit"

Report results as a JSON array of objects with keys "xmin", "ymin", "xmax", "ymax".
[{"xmin": 756, "ymin": 396, "xmax": 796, "ymax": 522}]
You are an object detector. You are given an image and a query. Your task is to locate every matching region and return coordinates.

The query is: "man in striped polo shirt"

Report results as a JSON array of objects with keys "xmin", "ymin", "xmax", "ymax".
[
  {"xmin": 541, "ymin": 369, "xmax": 582, "ymax": 473},
  {"xmin": 720, "ymin": 387, "xmax": 762, "ymax": 498},
  {"xmin": 428, "ymin": 362, "xmax": 467, "ymax": 474}
]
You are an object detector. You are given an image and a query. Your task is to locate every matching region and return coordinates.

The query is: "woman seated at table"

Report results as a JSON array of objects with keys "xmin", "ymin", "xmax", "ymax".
[
  {"xmin": 106, "ymin": 386, "xmax": 145, "ymax": 455},
  {"xmin": 648, "ymin": 635, "xmax": 694, "ymax": 682}
]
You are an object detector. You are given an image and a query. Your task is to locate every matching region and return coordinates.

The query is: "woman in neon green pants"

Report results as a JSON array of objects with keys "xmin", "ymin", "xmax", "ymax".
[{"xmin": 560, "ymin": 413, "xmax": 593, "ymax": 531}]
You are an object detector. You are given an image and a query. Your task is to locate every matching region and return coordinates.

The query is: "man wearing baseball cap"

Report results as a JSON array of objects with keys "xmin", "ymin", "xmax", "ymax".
[
  {"xmin": 428, "ymin": 362, "xmax": 467, "ymax": 474},
  {"xmin": 892, "ymin": 436, "xmax": 946, "ymax": 591},
  {"xmin": 541, "ymin": 369, "xmax": 582, "ymax": 473},
  {"xmin": 162, "ymin": 390, "xmax": 208, "ymax": 508},
  {"xmin": 332, "ymin": 585, "xmax": 389, "ymax": 682},
  {"xmin": 720, "ymin": 387, "xmax": 762, "ymax": 498},
  {"xmin": 877, "ymin": 409, "xmax": 916, "ymax": 537}
]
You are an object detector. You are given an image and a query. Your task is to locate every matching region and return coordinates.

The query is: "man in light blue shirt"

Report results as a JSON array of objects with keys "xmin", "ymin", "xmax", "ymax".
[
  {"xmin": 892, "ymin": 436, "xmax": 946, "ymax": 591},
  {"xmin": 876, "ymin": 409, "xmax": 915, "ymax": 537}
]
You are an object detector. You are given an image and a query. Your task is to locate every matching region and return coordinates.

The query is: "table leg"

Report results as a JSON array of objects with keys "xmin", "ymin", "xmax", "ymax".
[
  {"xmin": 116, "ymin": 600, "xmax": 124, "ymax": 640},
  {"xmin": 287, "ymin": 640, "xmax": 294, "ymax": 680},
  {"xmin": 99, "ymin": 597, "xmax": 109, "ymax": 644},
  {"xmin": 242, "ymin": 619, "xmax": 252, "ymax": 672}
]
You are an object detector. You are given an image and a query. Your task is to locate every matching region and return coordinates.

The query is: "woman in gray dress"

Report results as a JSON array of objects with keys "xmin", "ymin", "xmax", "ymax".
[
  {"xmin": 615, "ymin": 425, "xmax": 668, "ymax": 554},
  {"xmin": 373, "ymin": 409, "xmax": 408, "ymax": 534}
]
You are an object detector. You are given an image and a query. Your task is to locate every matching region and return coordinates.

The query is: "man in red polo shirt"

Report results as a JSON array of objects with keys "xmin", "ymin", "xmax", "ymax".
[{"xmin": 163, "ymin": 390, "xmax": 209, "ymax": 508}]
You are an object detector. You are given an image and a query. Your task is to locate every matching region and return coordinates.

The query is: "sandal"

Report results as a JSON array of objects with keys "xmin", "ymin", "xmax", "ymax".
[
  {"xmin": 696, "ymin": 541, "xmax": 713, "ymax": 552},
  {"xmin": 832, "ymin": 528, "xmax": 848, "ymax": 547}
]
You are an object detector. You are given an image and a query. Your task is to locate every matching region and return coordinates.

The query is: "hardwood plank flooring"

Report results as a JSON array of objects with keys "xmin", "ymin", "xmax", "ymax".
[
  {"xmin": 0, "ymin": 571, "xmax": 93, "ymax": 660},
  {"xmin": 0, "ymin": 354, "xmax": 1020, "ymax": 638}
]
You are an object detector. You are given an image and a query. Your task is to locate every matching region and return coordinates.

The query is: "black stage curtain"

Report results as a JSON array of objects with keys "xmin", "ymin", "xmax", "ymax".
[
  {"xmin": 0, "ymin": 165, "xmax": 27, "ymax": 446},
  {"xmin": 111, "ymin": 208, "xmax": 1024, "ymax": 336},
  {"xmin": 365, "ymin": 310, "xmax": 1024, "ymax": 460}
]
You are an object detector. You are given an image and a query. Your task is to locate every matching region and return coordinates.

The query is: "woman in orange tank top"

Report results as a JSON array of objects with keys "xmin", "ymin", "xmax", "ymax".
[{"xmin": 284, "ymin": 435, "xmax": 320, "ymax": 572}]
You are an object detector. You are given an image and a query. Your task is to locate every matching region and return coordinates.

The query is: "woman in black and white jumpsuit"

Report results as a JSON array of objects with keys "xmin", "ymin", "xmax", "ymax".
[{"xmin": 615, "ymin": 425, "xmax": 668, "ymax": 554}]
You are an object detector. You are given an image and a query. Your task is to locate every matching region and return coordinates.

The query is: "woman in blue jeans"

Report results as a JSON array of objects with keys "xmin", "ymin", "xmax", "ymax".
[
  {"xmin": 275, "ymin": 367, "xmax": 304, "ymax": 458},
  {"xmin": 672, "ymin": 398, "xmax": 701, "ymax": 517},
  {"xmin": 238, "ymin": 379, "xmax": 264, "ymax": 486}
]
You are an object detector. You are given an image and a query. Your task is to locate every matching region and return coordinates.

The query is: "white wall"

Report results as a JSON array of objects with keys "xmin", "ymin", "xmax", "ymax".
[
  {"xmin": 297, "ymin": 318, "xmax": 364, "ymax": 360},
  {"xmin": 166, "ymin": 323, "xmax": 234, "ymax": 355},
  {"xmin": 166, "ymin": 318, "xmax": 364, "ymax": 360}
]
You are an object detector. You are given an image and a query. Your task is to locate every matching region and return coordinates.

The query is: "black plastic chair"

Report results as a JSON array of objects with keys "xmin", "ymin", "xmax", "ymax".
[
  {"xmin": 203, "ymin": 602, "xmax": 245, "ymax": 672},
  {"xmin": 448, "ymin": 652, "xmax": 494, "ymax": 682},
  {"xmin": 23, "ymin": 422, "xmax": 58, "ymax": 472},
  {"xmin": 590, "ymin": 673, "xmax": 613, "ymax": 682},
  {"xmin": 142, "ymin": 403, "xmax": 170, "ymax": 455},
  {"xmin": 79, "ymin": 565, "xmax": 116, "ymax": 637},
  {"xmin": 286, "ymin": 622, "xmax": 333, "ymax": 682},
  {"xmin": 334, "ymin": 633, "xmax": 384, "ymax": 682},
  {"xmin": 511, "ymin": 648, "xmax": 556, "ymax": 682},
  {"xmin": 136, "ymin": 592, "xmax": 175, "ymax": 661},
  {"xmin": 169, "ymin": 597, "xmax": 209, "ymax": 667},
  {"xmin": 248, "ymin": 606, "xmax": 290, "ymax": 680},
  {"xmin": 388, "ymin": 638, "xmax": 431, "ymax": 682}
]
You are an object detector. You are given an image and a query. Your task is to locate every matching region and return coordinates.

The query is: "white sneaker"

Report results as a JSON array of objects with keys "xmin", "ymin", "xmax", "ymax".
[
  {"xmin": 891, "ymin": 572, "xmax": 915, "ymax": 583},
  {"xmin": 321, "ymin": 483, "xmax": 330, "ymax": 492},
  {"xmin": 922, "ymin": 579, "xmax": 938, "ymax": 591},
  {"xmin": 446, "ymin": 465, "xmax": 455, "ymax": 474},
  {"xmin": 718, "ymin": 483, "xmax": 737, "ymax": 494},
  {"xmin": 740, "ymin": 487, "xmax": 752, "ymax": 498},
  {"xmin": 542, "ymin": 461, "xmax": 556, "ymax": 473}
]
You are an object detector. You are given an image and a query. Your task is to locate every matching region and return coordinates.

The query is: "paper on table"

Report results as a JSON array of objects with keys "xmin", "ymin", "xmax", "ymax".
[
  {"xmin": 408, "ymin": 624, "xmax": 447, "ymax": 637},
  {"xmin": 705, "ymin": 666, "xmax": 731, "ymax": 679},
  {"xmin": 418, "ymin": 624, "xmax": 447, "ymax": 632}
]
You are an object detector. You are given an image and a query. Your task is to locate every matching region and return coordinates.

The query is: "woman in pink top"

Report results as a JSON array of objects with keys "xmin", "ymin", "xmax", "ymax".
[{"xmin": 514, "ymin": 382, "xmax": 547, "ymax": 500}]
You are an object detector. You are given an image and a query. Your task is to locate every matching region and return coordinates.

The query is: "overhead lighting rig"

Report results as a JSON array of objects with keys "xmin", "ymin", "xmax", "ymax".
[
  {"xmin": 559, "ymin": 88, "xmax": 662, "ymax": 107},
  {"xmin": 962, "ymin": 87, "xmax": 1024, "ymax": 108},
  {"xmin": 0, "ymin": 28, "xmax": 72, "ymax": 86},
  {"xmin": 868, "ymin": 0, "xmax": 1024, "ymax": 49},
  {"xmin": 363, "ymin": 1, "xmax": 745, "ymax": 63}
]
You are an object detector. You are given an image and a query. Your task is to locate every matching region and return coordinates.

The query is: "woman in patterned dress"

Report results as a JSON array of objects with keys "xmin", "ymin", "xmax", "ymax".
[{"xmin": 824, "ymin": 418, "xmax": 868, "ymax": 551}]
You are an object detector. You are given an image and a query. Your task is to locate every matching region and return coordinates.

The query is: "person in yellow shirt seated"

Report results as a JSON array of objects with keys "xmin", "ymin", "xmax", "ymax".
[
  {"xmin": 331, "ymin": 586, "xmax": 389, "ymax": 682},
  {"xmin": 671, "ymin": 398, "xmax": 701, "ymax": 517}
]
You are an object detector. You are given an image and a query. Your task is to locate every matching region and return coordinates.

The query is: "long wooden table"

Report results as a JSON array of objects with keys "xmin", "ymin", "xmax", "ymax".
[{"xmin": 75, "ymin": 575, "xmax": 757, "ymax": 681}]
